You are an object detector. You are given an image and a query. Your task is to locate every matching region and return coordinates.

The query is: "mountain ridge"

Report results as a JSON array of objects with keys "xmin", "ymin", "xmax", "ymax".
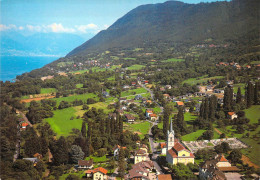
[{"xmin": 67, "ymin": 0, "xmax": 259, "ymax": 57}]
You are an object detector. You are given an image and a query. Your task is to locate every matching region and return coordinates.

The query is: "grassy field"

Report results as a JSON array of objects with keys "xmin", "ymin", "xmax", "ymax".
[
  {"xmin": 182, "ymin": 75, "xmax": 224, "ymax": 85},
  {"xmin": 76, "ymin": 84, "xmax": 83, "ymax": 88},
  {"xmin": 74, "ymin": 102, "xmax": 113, "ymax": 116},
  {"xmin": 124, "ymin": 57, "xmax": 136, "ymax": 60},
  {"xmin": 59, "ymin": 171, "xmax": 85, "ymax": 180},
  {"xmin": 127, "ymin": 64, "xmax": 145, "ymax": 70},
  {"xmin": 85, "ymin": 155, "xmax": 107, "ymax": 163},
  {"xmin": 240, "ymin": 138, "xmax": 260, "ymax": 166},
  {"xmin": 126, "ymin": 121, "xmax": 151, "ymax": 139},
  {"xmin": 244, "ymin": 105, "xmax": 260, "ymax": 124},
  {"xmin": 71, "ymin": 69, "xmax": 88, "ymax": 74},
  {"xmin": 162, "ymin": 58, "xmax": 184, "ymax": 62},
  {"xmin": 52, "ymin": 93, "xmax": 98, "ymax": 106},
  {"xmin": 45, "ymin": 107, "xmax": 85, "ymax": 137},
  {"xmin": 184, "ymin": 112, "xmax": 197, "ymax": 126},
  {"xmin": 181, "ymin": 130, "xmax": 206, "ymax": 141},
  {"xmin": 40, "ymin": 88, "xmax": 57, "ymax": 94},
  {"xmin": 233, "ymin": 83, "xmax": 246, "ymax": 95},
  {"xmin": 121, "ymin": 88, "xmax": 148, "ymax": 97}
]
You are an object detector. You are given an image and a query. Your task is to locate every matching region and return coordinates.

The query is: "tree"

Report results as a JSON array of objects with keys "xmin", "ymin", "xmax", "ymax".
[
  {"xmin": 81, "ymin": 122, "xmax": 86, "ymax": 138},
  {"xmin": 214, "ymin": 142, "xmax": 230, "ymax": 153},
  {"xmin": 228, "ymin": 149, "xmax": 242, "ymax": 164},
  {"xmin": 66, "ymin": 174, "xmax": 80, "ymax": 180},
  {"xmin": 118, "ymin": 148, "xmax": 126, "ymax": 178},
  {"xmin": 246, "ymin": 81, "xmax": 254, "ymax": 108},
  {"xmin": 170, "ymin": 163, "xmax": 196, "ymax": 179},
  {"xmin": 51, "ymin": 136, "xmax": 69, "ymax": 165},
  {"xmin": 254, "ymin": 82, "xmax": 259, "ymax": 105},
  {"xmin": 69, "ymin": 145, "xmax": 85, "ymax": 164},
  {"xmin": 163, "ymin": 104, "xmax": 171, "ymax": 138},
  {"xmin": 223, "ymin": 86, "xmax": 233, "ymax": 112},
  {"xmin": 236, "ymin": 87, "xmax": 242, "ymax": 104}
]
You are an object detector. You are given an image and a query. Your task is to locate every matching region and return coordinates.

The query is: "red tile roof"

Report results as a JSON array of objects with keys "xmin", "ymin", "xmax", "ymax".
[
  {"xmin": 158, "ymin": 174, "xmax": 172, "ymax": 180},
  {"xmin": 219, "ymin": 154, "xmax": 228, "ymax": 162},
  {"xmin": 177, "ymin": 101, "xmax": 184, "ymax": 106},
  {"xmin": 168, "ymin": 141, "xmax": 194, "ymax": 158},
  {"xmin": 149, "ymin": 114, "xmax": 157, "ymax": 117},
  {"xmin": 22, "ymin": 123, "xmax": 29, "ymax": 127},
  {"xmin": 228, "ymin": 112, "xmax": 235, "ymax": 116},
  {"xmin": 160, "ymin": 142, "xmax": 166, "ymax": 149},
  {"xmin": 85, "ymin": 167, "xmax": 108, "ymax": 175}
]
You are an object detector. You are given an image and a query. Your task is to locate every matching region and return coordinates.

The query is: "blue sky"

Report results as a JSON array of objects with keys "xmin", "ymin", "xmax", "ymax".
[{"xmin": 0, "ymin": 0, "xmax": 229, "ymax": 37}]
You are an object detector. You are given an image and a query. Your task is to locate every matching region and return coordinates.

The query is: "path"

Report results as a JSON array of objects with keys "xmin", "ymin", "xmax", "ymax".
[{"xmin": 241, "ymin": 155, "xmax": 259, "ymax": 169}]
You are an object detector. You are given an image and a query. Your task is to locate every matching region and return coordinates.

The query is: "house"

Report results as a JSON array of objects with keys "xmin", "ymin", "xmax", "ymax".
[
  {"xmin": 163, "ymin": 94, "xmax": 170, "ymax": 99},
  {"xmin": 41, "ymin": 75, "xmax": 54, "ymax": 81},
  {"xmin": 160, "ymin": 87, "xmax": 165, "ymax": 91},
  {"xmin": 78, "ymin": 159, "xmax": 93, "ymax": 170},
  {"xmin": 119, "ymin": 97, "xmax": 127, "ymax": 103},
  {"xmin": 176, "ymin": 101, "xmax": 184, "ymax": 107},
  {"xmin": 227, "ymin": 112, "xmax": 238, "ymax": 120},
  {"xmin": 199, "ymin": 154, "xmax": 240, "ymax": 180},
  {"xmin": 135, "ymin": 94, "xmax": 143, "ymax": 100},
  {"xmin": 33, "ymin": 153, "xmax": 43, "ymax": 159},
  {"xmin": 102, "ymin": 91, "xmax": 109, "ymax": 98},
  {"xmin": 123, "ymin": 85, "xmax": 130, "ymax": 90},
  {"xmin": 125, "ymin": 114, "xmax": 135, "ymax": 123},
  {"xmin": 85, "ymin": 167, "xmax": 108, "ymax": 180},
  {"xmin": 166, "ymin": 119, "xmax": 194, "ymax": 165},
  {"xmin": 23, "ymin": 158, "xmax": 39, "ymax": 166},
  {"xmin": 125, "ymin": 161, "xmax": 154, "ymax": 180},
  {"xmin": 132, "ymin": 82, "xmax": 137, "ymax": 86},
  {"xmin": 146, "ymin": 100, "xmax": 152, "ymax": 104},
  {"xmin": 184, "ymin": 107, "xmax": 190, "ymax": 113},
  {"xmin": 124, "ymin": 161, "xmax": 154, "ymax": 180},
  {"xmin": 165, "ymin": 85, "xmax": 172, "ymax": 90},
  {"xmin": 113, "ymin": 145, "xmax": 126, "ymax": 157},
  {"xmin": 21, "ymin": 123, "xmax": 29, "ymax": 129},
  {"xmin": 149, "ymin": 114, "xmax": 158, "ymax": 121},
  {"xmin": 146, "ymin": 109, "xmax": 153, "ymax": 118},
  {"xmin": 144, "ymin": 80, "xmax": 149, "ymax": 84},
  {"xmin": 206, "ymin": 85, "xmax": 214, "ymax": 92},
  {"xmin": 157, "ymin": 174, "xmax": 172, "ymax": 180},
  {"xmin": 160, "ymin": 142, "xmax": 167, "ymax": 155},
  {"xmin": 134, "ymin": 146, "xmax": 149, "ymax": 164}
]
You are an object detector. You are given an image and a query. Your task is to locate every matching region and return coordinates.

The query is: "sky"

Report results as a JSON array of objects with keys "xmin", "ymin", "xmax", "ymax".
[{"xmin": 0, "ymin": 0, "xmax": 230, "ymax": 38}]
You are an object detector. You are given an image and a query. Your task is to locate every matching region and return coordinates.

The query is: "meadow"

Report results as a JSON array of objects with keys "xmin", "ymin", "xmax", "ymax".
[
  {"xmin": 40, "ymin": 88, "xmax": 57, "ymax": 94},
  {"xmin": 45, "ymin": 107, "xmax": 85, "ymax": 137},
  {"xmin": 125, "ymin": 121, "xmax": 151, "ymax": 139},
  {"xmin": 162, "ymin": 58, "xmax": 184, "ymax": 62},
  {"xmin": 127, "ymin": 64, "xmax": 145, "ymax": 70},
  {"xmin": 52, "ymin": 93, "xmax": 98, "ymax": 106},
  {"xmin": 182, "ymin": 75, "xmax": 224, "ymax": 85}
]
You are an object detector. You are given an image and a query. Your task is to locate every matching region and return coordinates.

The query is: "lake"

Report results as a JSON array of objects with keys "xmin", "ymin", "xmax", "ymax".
[{"xmin": 0, "ymin": 56, "xmax": 59, "ymax": 82}]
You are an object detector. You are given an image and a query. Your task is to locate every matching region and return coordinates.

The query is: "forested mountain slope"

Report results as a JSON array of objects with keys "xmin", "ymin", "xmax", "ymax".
[{"xmin": 67, "ymin": 0, "xmax": 259, "ymax": 57}]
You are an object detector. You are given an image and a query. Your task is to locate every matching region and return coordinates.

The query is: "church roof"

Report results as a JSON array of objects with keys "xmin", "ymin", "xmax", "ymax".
[{"xmin": 167, "ymin": 141, "xmax": 194, "ymax": 158}]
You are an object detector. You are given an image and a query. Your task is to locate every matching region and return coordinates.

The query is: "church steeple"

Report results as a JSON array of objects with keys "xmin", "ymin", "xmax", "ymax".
[{"xmin": 167, "ymin": 118, "xmax": 175, "ymax": 151}]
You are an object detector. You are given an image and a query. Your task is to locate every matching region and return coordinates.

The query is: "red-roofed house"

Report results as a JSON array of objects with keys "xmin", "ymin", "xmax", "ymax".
[
  {"xmin": 149, "ymin": 114, "xmax": 158, "ymax": 121},
  {"xmin": 227, "ymin": 112, "xmax": 238, "ymax": 120},
  {"xmin": 21, "ymin": 123, "xmax": 29, "ymax": 129},
  {"xmin": 176, "ymin": 101, "xmax": 184, "ymax": 107},
  {"xmin": 160, "ymin": 142, "xmax": 167, "ymax": 155},
  {"xmin": 146, "ymin": 109, "xmax": 153, "ymax": 118},
  {"xmin": 157, "ymin": 174, "xmax": 172, "ymax": 180},
  {"xmin": 85, "ymin": 167, "xmax": 108, "ymax": 180}
]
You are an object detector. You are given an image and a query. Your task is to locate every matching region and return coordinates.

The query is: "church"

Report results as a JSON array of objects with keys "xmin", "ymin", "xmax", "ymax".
[{"xmin": 166, "ymin": 119, "xmax": 195, "ymax": 165}]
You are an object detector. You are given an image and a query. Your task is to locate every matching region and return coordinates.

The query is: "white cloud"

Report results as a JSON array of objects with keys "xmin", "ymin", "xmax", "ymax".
[
  {"xmin": 0, "ymin": 24, "xmax": 17, "ymax": 31},
  {"xmin": 47, "ymin": 23, "xmax": 75, "ymax": 33},
  {"xmin": 0, "ymin": 23, "xmax": 109, "ymax": 34},
  {"xmin": 76, "ymin": 24, "xmax": 98, "ymax": 33},
  {"xmin": 26, "ymin": 25, "xmax": 42, "ymax": 32}
]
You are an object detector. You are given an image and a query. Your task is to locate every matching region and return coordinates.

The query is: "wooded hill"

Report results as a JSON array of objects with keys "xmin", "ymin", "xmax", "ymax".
[{"xmin": 67, "ymin": 0, "xmax": 259, "ymax": 57}]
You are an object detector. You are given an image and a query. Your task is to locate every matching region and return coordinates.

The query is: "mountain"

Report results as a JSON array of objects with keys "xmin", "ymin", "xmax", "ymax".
[
  {"xmin": 67, "ymin": 0, "xmax": 259, "ymax": 57},
  {"xmin": 1, "ymin": 32, "xmax": 91, "ymax": 56}
]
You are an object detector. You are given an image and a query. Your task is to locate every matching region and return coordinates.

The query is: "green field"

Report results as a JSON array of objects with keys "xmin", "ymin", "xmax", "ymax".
[
  {"xmin": 240, "ymin": 138, "xmax": 260, "ymax": 166},
  {"xmin": 85, "ymin": 155, "xmax": 107, "ymax": 163},
  {"xmin": 40, "ymin": 88, "xmax": 57, "ymax": 94},
  {"xmin": 126, "ymin": 121, "xmax": 151, "ymax": 139},
  {"xmin": 233, "ymin": 83, "xmax": 246, "ymax": 95},
  {"xmin": 181, "ymin": 130, "xmax": 206, "ymax": 141},
  {"xmin": 59, "ymin": 171, "xmax": 85, "ymax": 180},
  {"xmin": 71, "ymin": 69, "xmax": 88, "ymax": 74},
  {"xmin": 121, "ymin": 88, "xmax": 148, "ymax": 97},
  {"xmin": 184, "ymin": 112, "xmax": 197, "ymax": 126},
  {"xmin": 52, "ymin": 93, "xmax": 98, "ymax": 106},
  {"xmin": 244, "ymin": 105, "xmax": 260, "ymax": 124},
  {"xmin": 76, "ymin": 84, "xmax": 83, "ymax": 88},
  {"xmin": 182, "ymin": 75, "xmax": 224, "ymax": 85},
  {"xmin": 124, "ymin": 57, "xmax": 136, "ymax": 60},
  {"xmin": 127, "ymin": 64, "xmax": 145, "ymax": 70},
  {"xmin": 45, "ymin": 107, "xmax": 84, "ymax": 137},
  {"xmin": 162, "ymin": 58, "xmax": 184, "ymax": 62}
]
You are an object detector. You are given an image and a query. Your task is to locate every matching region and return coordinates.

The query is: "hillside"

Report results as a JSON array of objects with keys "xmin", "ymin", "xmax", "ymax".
[{"xmin": 67, "ymin": 0, "xmax": 259, "ymax": 57}]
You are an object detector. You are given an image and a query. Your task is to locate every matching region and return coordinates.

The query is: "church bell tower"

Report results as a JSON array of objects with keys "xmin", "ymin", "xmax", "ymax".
[{"xmin": 167, "ymin": 118, "xmax": 175, "ymax": 151}]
